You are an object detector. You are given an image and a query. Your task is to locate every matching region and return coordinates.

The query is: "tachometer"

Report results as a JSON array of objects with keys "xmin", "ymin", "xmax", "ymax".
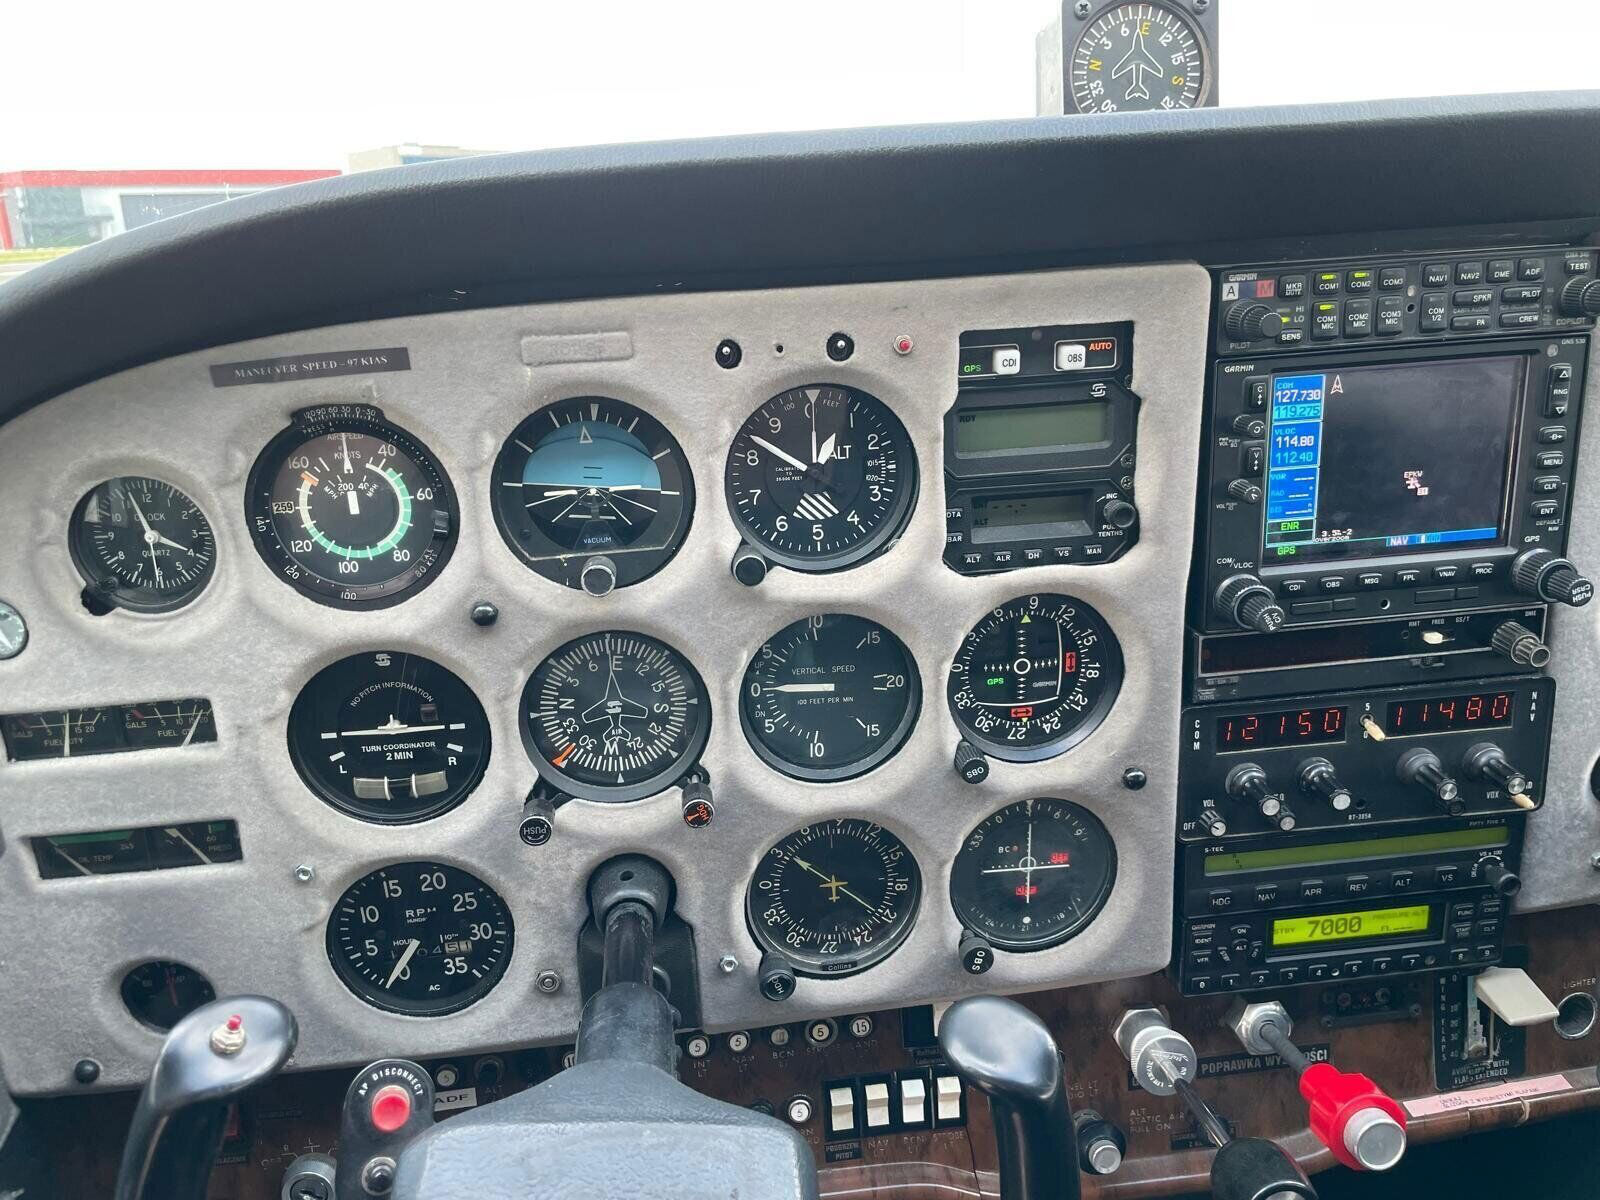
[
  {"xmin": 746, "ymin": 818, "xmax": 920, "ymax": 977},
  {"xmin": 327, "ymin": 862, "xmax": 513, "ymax": 1016},
  {"xmin": 948, "ymin": 594, "xmax": 1123, "ymax": 762},
  {"xmin": 490, "ymin": 397, "xmax": 694, "ymax": 593},
  {"xmin": 68, "ymin": 477, "xmax": 216, "ymax": 612},
  {"xmin": 246, "ymin": 405, "xmax": 458, "ymax": 608},
  {"xmin": 725, "ymin": 385, "xmax": 916, "ymax": 572},
  {"xmin": 739, "ymin": 614, "xmax": 920, "ymax": 781},
  {"xmin": 950, "ymin": 797, "xmax": 1116, "ymax": 952},
  {"xmin": 288, "ymin": 651, "xmax": 490, "ymax": 823},
  {"xmin": 521, "ymin": 630, "xmax": 710, "ymax": 802}
]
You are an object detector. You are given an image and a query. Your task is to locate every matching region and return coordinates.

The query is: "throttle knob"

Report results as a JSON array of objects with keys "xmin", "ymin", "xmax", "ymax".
[
  {"xmin": 1511, "ymin": 549, "xmax": 1594, "ymax": 607},
  {"xmin": 1396, "ymin": 747, "xmax": 1463, "ymax": 815},
  {"xmin": 1560, "ymin": 276, "xmax": 1600, "ymax": 318},
  {"xmin": 1491, "ymin": 620, "xmax": 1551, "ymax": 668},
  {"xmin": 1298, "ymin": 756, "xmax": 1353, "ymax": 812},
  {"xmin": 1214, "ymin": 573, "xmax": 1285, "ymax": 633},
  {"xmin": 1224, "ymin": 302, "xmax": 1286, "ymax": 341}
]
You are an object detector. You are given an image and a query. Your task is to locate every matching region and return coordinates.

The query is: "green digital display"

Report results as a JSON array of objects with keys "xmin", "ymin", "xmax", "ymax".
[
  {"xmin": 1272, "ymin": 904, "xmax": 1431, "ymax": 947},
  {"xmin": 1203, "ymin": 826, "xmax": 1506, "ymax": 876},
  {"xmin": 954, "ymin": 401, "xmax": 1111, "ymax": 454}
]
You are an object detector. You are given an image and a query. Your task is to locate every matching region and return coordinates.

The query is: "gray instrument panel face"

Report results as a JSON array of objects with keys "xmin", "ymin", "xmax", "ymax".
[{"xmin": 0, "ymin": 264, "xmax": 1208, "ymax": 1094}]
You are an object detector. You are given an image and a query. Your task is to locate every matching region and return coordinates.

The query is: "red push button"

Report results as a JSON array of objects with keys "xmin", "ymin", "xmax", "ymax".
[{"xmin": 371, "ymin": 1084, "xmax": 413, "ymax": 1133}]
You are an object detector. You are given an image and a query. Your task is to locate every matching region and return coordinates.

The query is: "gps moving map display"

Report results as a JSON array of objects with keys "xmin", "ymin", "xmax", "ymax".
[{"xmin": 1263, "ymin": 356, "xmax": 1523, "ymax": 561}]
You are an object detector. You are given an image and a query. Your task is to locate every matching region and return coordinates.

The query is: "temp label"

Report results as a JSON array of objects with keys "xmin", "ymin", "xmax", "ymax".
[{"xmin": 208, "ymin": 347, "xmax": 410, "ymax": 387}]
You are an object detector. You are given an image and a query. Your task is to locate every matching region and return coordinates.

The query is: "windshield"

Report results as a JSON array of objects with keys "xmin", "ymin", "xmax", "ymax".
[{"xmin": 3, "ymin": 0, "xmax": 1597, "ymax": 279}]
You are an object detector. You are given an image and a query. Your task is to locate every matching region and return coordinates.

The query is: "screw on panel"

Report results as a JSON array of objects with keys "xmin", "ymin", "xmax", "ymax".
[
  {"xmin": 293, "ymin": 864, "xmax": 315, "ymax": 883},
  {"xmin": 470, "ymin": 600, "xmax": 499, "ymax": 626},
  {"xmin": 719, "ymin": 954, "xmax": 739, "ymax": 974},
  {"xmin": 1590, "ymin": 851, "xmax": 1600, "ymax": 871},
  {"xmin": 1122, "ymin": 767, "xmax": 1148, "ymax": 790},
  {"xmin": 1192, "ymin": 0, "xmax": 1210, "ymax": 11},
  {"xmin": 1073, "ymin": 0, "xmax": 1091, "ymax": 17},
  {"xmin": 72, "ymin": 1058, "xmax": 100, "ymax": 1085},
  {"xmin": 536, "ymin": 970, "xmax": 562, "ymax": 994}
]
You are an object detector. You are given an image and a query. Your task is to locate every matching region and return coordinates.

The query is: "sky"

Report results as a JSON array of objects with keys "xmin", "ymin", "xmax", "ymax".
[{"xmin": 5, "ymin": 0, "xmax": 1600, "ymax": 170}]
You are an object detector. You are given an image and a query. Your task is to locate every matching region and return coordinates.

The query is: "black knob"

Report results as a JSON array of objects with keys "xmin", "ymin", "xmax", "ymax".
[
  {"xmin": 1511, "ymin": 549, "xmax": 1594, "ymax": 607},
  {"xmin": 1103, "ymin": 497, "xmax": 1138, "ymax": 529},
  {"xmin": 1074, "ymin": 1110, "xmax": 1126, "ymax": 1175},
  {"xmin": 757, "ymin": 950, "xmax": 797, "ymax": 1001},
  {"xmin": 1480, "ymin": 857, "xmax": 1522, "ymax": 898},
  {"xmin": 518, "ymin": 791, "xmax": 555, "ymax": 846},
  {"xmin": 1298, "ymin": 756, "xmax": 1352, "ymax": 812},
  {"xmin": 954, "ymin": 739, "xmax": 990, "ymax": 784},
  {"xmin": 1461, "ymin": 742, "xmax": 1532, "ymax": 800},
  {"xmin": 579, "ymin": 555, "xmax": 617, "ymax": 597},
  {"xmin": 1209, "ymin": 1136, "xmax": 1316, "ymax": 1200},
  {"xmin": 1214, "ymin": 573, "xmax": 1285, "ymax": 633},
  {"xmin": 938, "ymin": 996, "xmax": 1079, "ymax": 1200},
  {"xmin": 1227, "ymin": 478, "xmax": 1263, "ymax": 504},
  {"xmin": 1197, "ymin": 805, "xmax": 1228, "ymax": 837},
  {"xmin": 1491, "ymin": 620, "xmax": 1551, "ymax": 668},
  {"xmin": 1396, "ymin": 747, "xmax": 1463, "ymax": 815},
  {"xmin": 1225, "ymin": 302, "xmax": 1286, "ymax": 342},
  {"xmin": 1225, "ymin": 762, "xmax": 1281, "ymax": 820},
  {"xmin": 1271, "ymin": 805, "xmax": 1298, "ymax": 832},
  {"xmin": 1232, "ymin": 413, "xmax": 1267, "ymax": 439},
  {"xmin": 731, "ymin": 544, "xmax": 769, "ymax": 586},
  {"xmin": 679, "ymin": 776, "xmax": 714, "ymax": 828},
  {"xmin": 1560, "ymin": 277, "xmax": 1600, "ymax": 318},
  {"xmin": 959, "ymin": 929, "xmax": 995, "ymax": 975}
]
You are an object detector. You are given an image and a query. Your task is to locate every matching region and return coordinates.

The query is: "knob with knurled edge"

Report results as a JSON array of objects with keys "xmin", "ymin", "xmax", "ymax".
[
  {"xmin": 1232, "ymin": 413, "xmax": 1267, "ymax": 438},
  {"xmin": 1197, "ymin": 805, "xmax": 1228, "ymax": 837},
  {"xmin": 1214, "ymin": 573, "xmax": 1284, "ymax": 633},
  {"xmin": 1298, "ymin": 756, "xmax": 1353, "ymax": 812},
  {"xmin": 1511, "ymin": 548, "xmax": 1593, "ymax": 607},
  {"xmin": 1396, "ymin": 747, "xmax": 1463, "ymax": 816},
  {"xmin": 1479, "ymin": 857, "xmax": 1521, "ymax": 897},
  {"xmin": 954, "ymin": 739, "xmax": 989, "ymax": 784},
  {"xmin": 1560, "ymin": 277, "xmax": 1600, "ymax": 318},
  {"xmin": 579, "ymin": 554, "xmax": 617, "ymax": 597},
  {"xmin": 1491, "ymin": 620, "xmax": 1551, "ymax": 668},
  {"xmin": 1224, "ymin": 302, "xmax": 1286, "ymax": 341},
  {"xmin": 1227, "ymin": 479, "xmax": 1262, "ymax": 505},
  {"xmin": 757, "ymin": 950, "xmax": 797, "ymax": 1001},
  {"xmin": 1103, "ymin": 497, "xmax": 1139, "ymax": 529}
]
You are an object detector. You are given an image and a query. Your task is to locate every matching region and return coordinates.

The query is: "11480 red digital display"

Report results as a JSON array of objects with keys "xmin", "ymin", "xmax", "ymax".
[
  {"xmin": 1384, "ymin": 691, "xmax": 1513, "ymax": 736},
  {"xmin": 1216, "ymin": 705, "xmax": 1346, "ymax": 751}
]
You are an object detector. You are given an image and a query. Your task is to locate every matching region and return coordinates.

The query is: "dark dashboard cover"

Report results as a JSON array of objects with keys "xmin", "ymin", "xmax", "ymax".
[{"xmin": 2, "ymin": 92, "xmax": 1599, "ymax": 425}]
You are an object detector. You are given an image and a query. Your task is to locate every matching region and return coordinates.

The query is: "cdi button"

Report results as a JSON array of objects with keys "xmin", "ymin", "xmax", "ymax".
[
  {"xmin": 1346, "ymin": 268, "xmax": 1375, "ymax": 292},
  {"xmin": 1455, "ymin": 261, "xmax": 1485, "ymax": 284},
  {"xmin": 1379, "ymin": 266, "xmax": 1408, "ymax": 290},
  {"xmin": 1423, "ymin": 263, "xmax": 1451, "ymax": 287},
  {"xmin": 992, "ymin": 346, "xmax": 1022, "ymax": 375},
  {"xmin": 1487, "ymin": 258, "xmax": 1515, "ymax": 283}
]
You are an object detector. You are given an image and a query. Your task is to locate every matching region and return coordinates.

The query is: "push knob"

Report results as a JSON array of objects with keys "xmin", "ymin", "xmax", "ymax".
[
  {"xmin": 1227, "ymin": 478, "xmax": 1263, "ymax": 505},
  {"xmin": 1479, "ymin": 857, "xmax": 1522, "ymax": 897},
  {"xmin": 757, "ymin": 950, "xmax": 797, "ymax": 1002},
  {"xmin": 1298, "ymin": 757, "xmax": 1352, "ymax": 812},
  {"xmin": 954, "ymin": 739, "xmax": 990, "ymax": 784},
  {"xmin": 1224, "ymin": 302, "xmax": 1285, "ymax": 342},
  {"xmin": 1395, "ymin": 747, "xmax": 1462, "ymax": 815},
  {"xmin": 1232, "ymin": 414, "xmax": 1267, "ymax": 439},
  {"xmin": 1225, "ymin": 762, "xmax": 1281, "ymax": 819},
  {"xmin": 1491, "ymin": 620, "xmax": 1551, "ymax": 668},
  {"xmin": 959, "ymin": 929, "xmax": 995, "ymax": 975},
  {"xmin": 731, "ymin": 543, "xmax": 769, "ymax": 587},
  {"xmin": 1461, "ymin": 742, "xmax": 1534, "ymax": 809},
  {"xmin": 1103, "ymin": 497, "xmax": 1139, "ymax": 529},
  {"xmin": 1511, "ymin": 549, "xmax": 1593, "ymax": 607},
  {"xmin": 579, "ymin": 555, "xmax": 617, "ymax": 597},
  {"xmin": 1560, "ymin": 276, "xmax": 1600, "ymax": 318},
  {"xmin": 1074, "ymin": 1110, "xmax": 1126, "ymax": 1175},
  {"xmin": 1214, "ymin": 573, "xmax": 1285, "ymax": 633}
]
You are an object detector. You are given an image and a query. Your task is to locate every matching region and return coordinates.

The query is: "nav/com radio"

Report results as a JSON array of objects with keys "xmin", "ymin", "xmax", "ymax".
[
  {"xmin": 943, "ymin": 322, "xmax": 1139, "ymax": 575},
  {"xmin": 1200, "ymin": 333, "xmax": 1593, "ymax": 636}
]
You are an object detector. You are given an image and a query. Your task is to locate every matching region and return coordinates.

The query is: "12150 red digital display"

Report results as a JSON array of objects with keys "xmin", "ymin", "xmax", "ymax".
[{"xmin": 1216, "ymin": 705, "xmax": 1346, "ymax": 751}]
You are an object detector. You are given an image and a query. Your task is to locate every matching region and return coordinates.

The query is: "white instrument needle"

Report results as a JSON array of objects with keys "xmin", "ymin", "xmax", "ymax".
[
  {"xmin": 386, "ymin": 939, "xmax": 421, "ymax": 988},
  {"xmin": 750, "ymin": 436, "xmax": 810, "ymax": 472}
]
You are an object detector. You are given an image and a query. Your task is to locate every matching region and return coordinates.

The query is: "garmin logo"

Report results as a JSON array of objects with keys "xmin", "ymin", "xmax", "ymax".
[{"xmin": 209, "ymin": 348, "xmax": 411, "ymax": 387}]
